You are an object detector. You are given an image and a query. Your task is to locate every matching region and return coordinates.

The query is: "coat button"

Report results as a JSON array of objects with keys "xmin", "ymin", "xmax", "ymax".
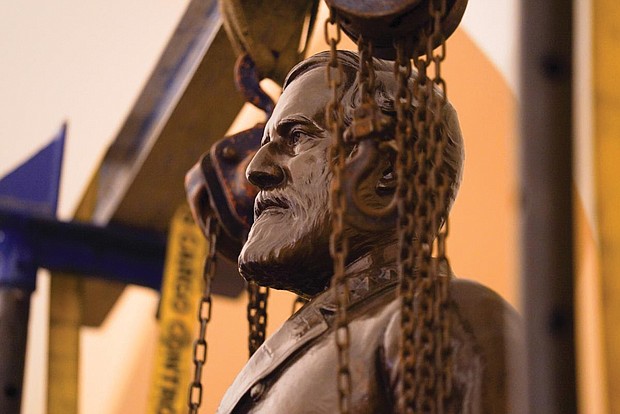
[{"xmin": 250, "ymin": 382, "xmax": 265, "ymax": 401}]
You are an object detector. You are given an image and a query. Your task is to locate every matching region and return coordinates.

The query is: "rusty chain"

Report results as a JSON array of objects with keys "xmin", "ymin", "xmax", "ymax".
[
  {"xmin": 428, "ymin": 0, "xmax": 453, "ymax": 409},
  {"xmin": 357, "ymin": 36, "xmax": 376, "ymax": 108},
  {"xmin": 394, "ymin": 36, "xmax": 418, "ymax": 414},
  {"xmin": 396, "ymin": 0, "xmax": 453, "ymax": 412},
  {"xmin": 247, "ymin": 282, "xmax": 269, "ymax": 356},
  {"xmin": 320, "ymin": 2, "xmax": 454, "ymax": 412},
  {"xmin": 187, "ymin": 216, "xmax": 218, "ymax": 414},
  {"xmin": 324, "ymin": 9, "xmax": 352, "ymax": 414}
]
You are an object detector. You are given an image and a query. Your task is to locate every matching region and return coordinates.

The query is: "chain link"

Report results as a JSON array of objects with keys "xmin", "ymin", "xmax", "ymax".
[
  {"xmin": 247, "ymin": 282, "xmax": 269, "ymax": 356},
  {"xmin": 188, "ymin": 216, "xmax": 219, "ymax": 413},
  {"xmin": 324, "ymin": 9, "xmax": 352, "ymax": 414},
  {"xmin": 357, "ymin": 36, "xmax": 376, "ymax": 107}
]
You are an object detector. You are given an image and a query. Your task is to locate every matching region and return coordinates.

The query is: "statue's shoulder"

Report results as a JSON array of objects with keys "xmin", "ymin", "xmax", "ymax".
[
  {"xmin": 449, "ymin": 277, "xmax": 520, "ymax": 324},
  {"xmin": 381, "ymin": 276, "xmax": 522, "ymax": 345},
  {"xmin": 448, "ymin": 277, "xmax": 523, "ymax": 349},
  {"xmin": 449, "ymin": 277, "xmax": 526, "ymax": 413},
  {"xmin": 382, "ymin": 277, "xmax": 525, "ymax": 413},
  {"xmin": 381, "ymin": 276, "xmax": 521, "ymax": 327}
]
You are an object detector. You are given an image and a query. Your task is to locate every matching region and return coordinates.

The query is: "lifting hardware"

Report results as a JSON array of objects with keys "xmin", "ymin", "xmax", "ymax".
[
  {"xmin": 323, "ymin": 1, "xmax": 465, "ymax": 412},
  {"xmin": 221, "ymin": 0, "xmax": 320, "ymax": 84},
  {"xmin": 324, "ymin": 0, "xmax": 468, "ymax": 59}
]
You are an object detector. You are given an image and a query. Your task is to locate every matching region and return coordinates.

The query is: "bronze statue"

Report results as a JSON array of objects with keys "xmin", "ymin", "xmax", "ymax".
[{"xmin": 189, "ymin": 51, "xmax": 524, "ymax": 413}]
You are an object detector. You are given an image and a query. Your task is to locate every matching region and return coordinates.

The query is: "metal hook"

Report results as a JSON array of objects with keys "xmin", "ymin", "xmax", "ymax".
[{"xmin": 341, "ymin": 102, "xmax": 398, "ymax": 232}]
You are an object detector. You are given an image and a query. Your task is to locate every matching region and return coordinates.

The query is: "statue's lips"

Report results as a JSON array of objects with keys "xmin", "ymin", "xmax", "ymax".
[{"xmin": 254, "ymin": 194, "xmax": 290, "ymax": 219}]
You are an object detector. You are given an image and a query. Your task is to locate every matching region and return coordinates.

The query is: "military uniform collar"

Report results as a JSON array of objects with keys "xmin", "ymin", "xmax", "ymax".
[
  {"xmin": 314, "ymin": 265, "xmax": 399, "ymax": 315},
  {"xmin": 314, "ymin": 245, "xmax": 399, "ymax": 314}
]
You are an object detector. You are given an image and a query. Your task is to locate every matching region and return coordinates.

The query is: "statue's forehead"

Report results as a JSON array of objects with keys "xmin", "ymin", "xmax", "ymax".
[{"xmin": 267, "ymin": 69, "xmax": 332, "ymax": 132}]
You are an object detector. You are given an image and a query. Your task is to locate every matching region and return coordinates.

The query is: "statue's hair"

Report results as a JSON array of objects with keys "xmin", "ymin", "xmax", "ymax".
[{"xmin": 283, "ymin": 50, "xmax": 465, "ymax": 212}]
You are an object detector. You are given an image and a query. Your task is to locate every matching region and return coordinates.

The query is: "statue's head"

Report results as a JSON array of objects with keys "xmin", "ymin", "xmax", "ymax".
[{"xmin": 239, "ymin": 50, "xmax": 464, "ymax": 297}]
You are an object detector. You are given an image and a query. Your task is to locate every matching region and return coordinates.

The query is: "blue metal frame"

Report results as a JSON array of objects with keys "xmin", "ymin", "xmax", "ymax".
[
  {"xmin": 0, "ymin": 125, "xmax": 167, "ymax": 292},
  {"xmin": 0, "ymin": 208, "xmax": 166, "ymax": 291}
]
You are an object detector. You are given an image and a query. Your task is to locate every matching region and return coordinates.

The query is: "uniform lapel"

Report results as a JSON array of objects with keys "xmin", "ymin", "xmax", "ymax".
[{"xmin": 217, "ymin": 301, "xmax": 330, "ymax": 413}]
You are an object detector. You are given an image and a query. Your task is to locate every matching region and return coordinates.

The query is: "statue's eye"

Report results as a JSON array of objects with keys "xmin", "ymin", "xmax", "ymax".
[{"xmin": 288, "ymin": 129, "xmax": 304, "ymax": 146}]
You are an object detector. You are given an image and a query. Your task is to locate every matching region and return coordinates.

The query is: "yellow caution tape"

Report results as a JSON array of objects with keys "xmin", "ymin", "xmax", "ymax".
[{"xmin": 147, "ymin": 204, "xmax": 207, "ymax": 414}]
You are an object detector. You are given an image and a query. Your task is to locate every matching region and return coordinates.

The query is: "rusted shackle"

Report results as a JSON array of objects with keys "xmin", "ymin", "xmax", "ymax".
[{"xmin": 324, "ymin": 0, "xmax": 468, "ymax": 60}]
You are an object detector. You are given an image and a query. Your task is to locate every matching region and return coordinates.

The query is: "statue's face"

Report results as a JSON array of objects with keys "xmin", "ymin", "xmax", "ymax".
[{"xmin": 239, "ymin": 68, "xmax": 334, "ymax": 296}]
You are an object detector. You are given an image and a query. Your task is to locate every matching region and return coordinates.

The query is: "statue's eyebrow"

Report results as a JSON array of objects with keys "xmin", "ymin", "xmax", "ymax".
[{"xmin": 275, "ymin": 115, "xmax": 324, "ymax": 139}]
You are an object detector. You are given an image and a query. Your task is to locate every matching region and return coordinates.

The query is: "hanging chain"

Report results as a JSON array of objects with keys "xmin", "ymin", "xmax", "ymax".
[
  {"xmin": 397, "ymin": 0, "xmax": 452, "ymax": 412},
  {"xmin": 357, "ymin": 36, "xmax": 376, "ymax": 107},
  {"xmin": 394, "ymin": 36, "xmax": 417, "ymax": 414},
  {"xmin": 188, "ymin": 216, "xmax": 219, "ymax": 414},
  {"xmin": 324, "ymin": 9, "xmax": 351, "ymax": 414},
  {"xmin": 247, "ymin": 282, "xmax": 269, "ymax": 356},
  {"xmin": 411, "ymin": 37, "xmax": 436, "ymax": 413},
  {"xmin": 428, "ymin": 0, "xmax": 453, "ymax": 409},
  {"xmin": 324, "ymin": 3, "xmax": 453, "ymax": 412}
]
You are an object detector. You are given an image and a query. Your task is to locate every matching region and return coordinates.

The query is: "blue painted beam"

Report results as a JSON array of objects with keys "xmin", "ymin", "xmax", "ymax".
[
  {"xmin": 0, "ymin": 209, "xmax": 166, "ymax": 291},
  {"xmin": 0, "ymin": 124, "xmax": 164, "ymax": 292},
  {"xmin": 0, "ymin": 123, "xmax": 242, "ymax": 295}
]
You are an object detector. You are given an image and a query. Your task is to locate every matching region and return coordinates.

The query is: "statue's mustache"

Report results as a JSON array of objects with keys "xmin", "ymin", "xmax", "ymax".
[{"xmin": 254, "ymin": 191, "xmax": 292, "ymax": 219}]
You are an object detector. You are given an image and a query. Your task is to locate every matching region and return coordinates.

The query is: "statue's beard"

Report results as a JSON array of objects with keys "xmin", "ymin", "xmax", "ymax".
[{"xmin": 239, "ymin": 170, "xmax": 333, "ymax": 297}]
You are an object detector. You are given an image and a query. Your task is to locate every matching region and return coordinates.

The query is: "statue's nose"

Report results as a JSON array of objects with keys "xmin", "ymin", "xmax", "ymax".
[{"xmin": 246, "ymin": 146, "xmax": 286, "ymax": 189}]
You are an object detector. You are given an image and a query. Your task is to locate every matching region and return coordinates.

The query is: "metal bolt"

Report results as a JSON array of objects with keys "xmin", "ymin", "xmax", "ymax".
[
  {"xmin": 221, "ymin": 146, "xmax": 238, "ymax": 162},
  {"xmin": 250, "ymin": 382, "xmax": 265, "ymax": 401}
]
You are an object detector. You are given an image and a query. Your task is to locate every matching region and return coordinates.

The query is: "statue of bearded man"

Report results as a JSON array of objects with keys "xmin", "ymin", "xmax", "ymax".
[{"xmin": 188, "ymin": 50, "xmax": 525, "ymax": 414}]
